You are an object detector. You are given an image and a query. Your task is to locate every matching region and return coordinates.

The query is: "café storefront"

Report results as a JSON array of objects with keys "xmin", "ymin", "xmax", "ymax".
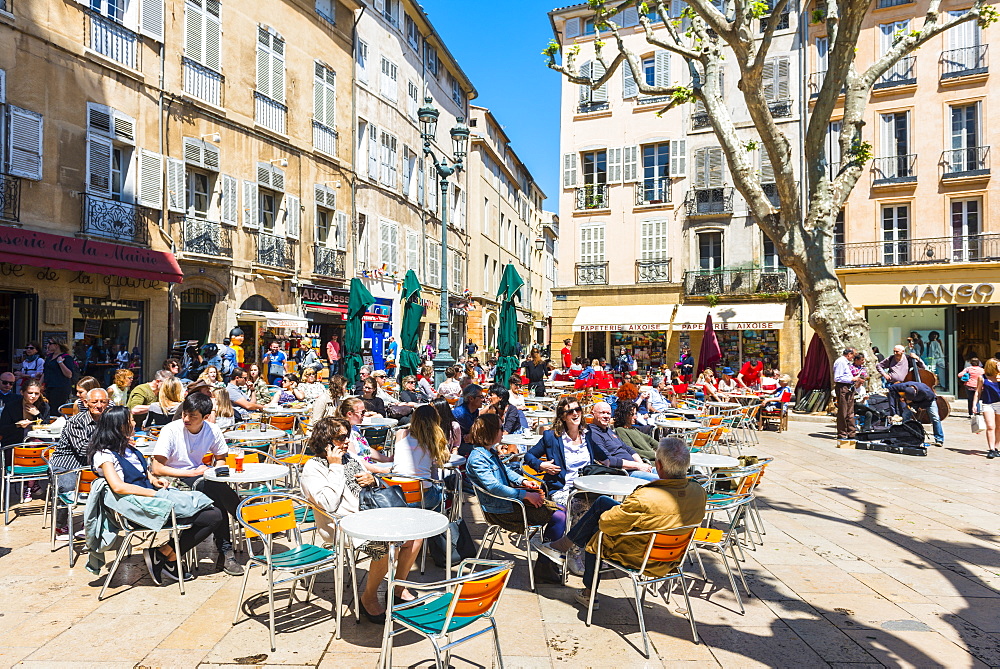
[
  {"xmin": 572, "ymin": 305, "xmax": 675, "ymax": 370},
  {"xmin": 672, "ymin": 304, "xmax": 790, "ymax": 372}
]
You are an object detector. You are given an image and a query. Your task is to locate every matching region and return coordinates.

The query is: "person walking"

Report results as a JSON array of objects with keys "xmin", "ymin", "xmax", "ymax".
[
  {"xmin": 958, "ymin": 357, "xmax": 985, "ymax": 416},
  {"xmin": 973, "ymin": 358, "xmax": 1000, "ymax": 459},
  {"xmin": 261, "ymin": 341, "xmax": 287, "ymax": 385},
  {"xmin": 833, "ymin": 347, "xmax": 860, "ymax": 448},
  {"xmin": 326, "ymin": 335, "xmax": 341, "ymax": 376}
]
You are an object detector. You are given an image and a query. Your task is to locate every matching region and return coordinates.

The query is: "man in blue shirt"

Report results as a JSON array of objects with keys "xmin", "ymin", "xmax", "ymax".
[
  {"xmin": 262, "ymin": 341, "xmax": 287, "ymax": 385},
  {"xmin": 218, "ymin": 339, "xmax": 237, "ymax": 382},
  {"xmin": 833, "ymin": 347, "xmax": 860, "ymax": 448},
  {"xmin": 889, "ymin": 381, "xmax": 944, "ymax": 446},
  {"xmin": 452, "ymin": 384, "xmax": 484, "ymax": 453}
]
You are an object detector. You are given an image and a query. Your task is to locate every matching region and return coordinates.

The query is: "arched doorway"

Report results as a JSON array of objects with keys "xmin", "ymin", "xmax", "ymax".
[
  {"xmin": 179, "ymin": 288, "xmax": 217, "ymax": 344},
  {"xmin": 240, "ymin": 295, "xmax": 276, "ymax": 312}
]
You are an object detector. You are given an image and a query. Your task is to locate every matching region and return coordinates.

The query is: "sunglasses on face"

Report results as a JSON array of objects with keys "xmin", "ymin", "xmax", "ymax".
[
  {"xmin": 0, "ymin": 380, "xmax": 14, "ymax": 386},
  {"xmin": 24, "ymin": 346, "xmax": 35, "ymax": 350},
  {"xmin": 565, "ymin": 406, "xmax": 582, "ymax": 414},
  {"xmin": 332, "ymin": 434, "xmax": 350, "ymax": 442}
]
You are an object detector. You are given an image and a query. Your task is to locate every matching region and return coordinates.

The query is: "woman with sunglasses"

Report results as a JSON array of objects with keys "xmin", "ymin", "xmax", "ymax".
[{"xmin": 17, "ymin": 342, "xmax": 44, "ymax": 391}]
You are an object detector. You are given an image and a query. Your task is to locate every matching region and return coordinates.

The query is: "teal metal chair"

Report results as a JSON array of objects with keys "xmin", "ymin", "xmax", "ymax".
[
  {"xmin": 2, "ymin": 443, "xmax": 53, "ymax": 525},
  {"xmin": 383, "ymin": 559, "xmax": 513, "ymax": 669}
]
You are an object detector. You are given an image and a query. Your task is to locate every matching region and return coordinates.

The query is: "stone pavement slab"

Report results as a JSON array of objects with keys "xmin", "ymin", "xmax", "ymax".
[{"xmin": 1, "ymin": 415, "xmax": 999, "ymax": 667}]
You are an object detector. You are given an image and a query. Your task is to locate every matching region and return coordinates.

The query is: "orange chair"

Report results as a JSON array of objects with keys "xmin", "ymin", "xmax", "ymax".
[
  {"xmin": 3, "ymin": 444, "xmax": 52, "ymax": 525},
  {"xmin": 58, "ymin": 403, "xmax": 78, "ymax": 417}
]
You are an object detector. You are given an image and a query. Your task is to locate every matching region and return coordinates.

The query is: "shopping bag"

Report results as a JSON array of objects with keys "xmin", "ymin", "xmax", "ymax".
[{"xmin": 971, "ymin": 414, "xmax": 986, "ymax": 434}]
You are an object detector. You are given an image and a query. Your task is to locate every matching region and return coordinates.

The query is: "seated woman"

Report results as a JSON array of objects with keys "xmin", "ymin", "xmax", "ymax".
[
  {"xmin": 486, "ymin": 384, "xmax": 528, "ymax": 435},
  {"xmin": 359, "ymin": 377, "xmax": 387, "ymax": 417},
  {"xmin": 0, "ymin": 379, "xmax": 50, "ymax": 449},
  {"xmin": 147, "ymin": 377, "xmax": 183, "ymax": 426},
  {"xmin": 759, "ymin": 368, "xmax": 780, "ymax": 394},
  {"xmin": 337, "ymin": 397, "xmax": 393, "ymax": 474},
  {"xmin": 267, "ymin": 374, "xmax": 305, "ymax": 407},
  {"xmin": 297, "ymin": 368, "xmax": 326, "ymax": 403},
  {"xmin": 431, "ymin": 398, "xmax": 462, "ymax": 453},
  {"xmin": 312, "ymin": 374, "xmax": 347, "ymax": 424},
  {"xmin": 247, "ymin": 364, "xmax": 270, "ymax": 405},
  {"xmin": 391, "ymin": 404, "xmax": 448, "ymax": 509},
  {"xmin": 87, "ymin": 406, "xmax": 224, "ymax": 584},
  {"xmin": 397, "ymin": 375, "xmax": 429, "ymax": 406},
  {"xmin": 74, "ymin": 376, "xmax": 113, "ymax": 413},
  {"xmin": 211, "ymin": 388, "xmax": 236, "ymax": 430},
  {"xmin": 717, "ymin": 368, "xmax": 739, "ymax": 396},
  {"xmin": 612, "ymin": 402, "xmax": 658, "ymax": 463},
  {"xmin": 300, "ymin": 417, "xmax": 422, "ymax": 622},
  {"xmin": 197, "ymin": 365, "xmax": 225, "ymax": 390},
  {"xmin": 578, "ymin": 359, "xmax": 599, "ymax": 381},
  {"xmin": 693, "ymin": 369, "xmax": 724, "ymax": 402}
]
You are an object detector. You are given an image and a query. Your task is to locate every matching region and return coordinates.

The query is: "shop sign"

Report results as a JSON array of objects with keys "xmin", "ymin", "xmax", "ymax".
[
  {"xmin": 578, "ymin": 323, "xmax": 669, "ymax": 332},
  {"xmin": 300, "ymin": 285, "xmax": 349, "ymax": 308},
  {"xmin": 677, "ymin": 321, "xmax": 780, "ymax": 331},
  {"xmin": 900, "ymin": 283, "xmax": 994, "ymax": 303},
  {"xmin": 362, "ymin": 303, "xmax": 391, "ymax": 323}
]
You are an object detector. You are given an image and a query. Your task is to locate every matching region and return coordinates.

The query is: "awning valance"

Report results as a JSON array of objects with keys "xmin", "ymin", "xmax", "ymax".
[
  {"xmin": 0, "ymin": 227, "xmax": 183, "ymax": 283},
  {"xmin": 671, "ymin": 304, "xmax": 787, "ymax": 330},
  {"xmin": 572, "ymin": 305, "xmax": 675, "ymax": 332},
  {"xmin": 236, "ymin": 310, "xmax": 309, "ymax": 329}
]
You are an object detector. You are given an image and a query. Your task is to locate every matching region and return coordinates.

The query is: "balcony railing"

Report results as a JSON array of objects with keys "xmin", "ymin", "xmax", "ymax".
[
  {"xmin": 875, "ymin": 56, "xmax": 916, "ymax": 89},
  {"xmin": 941, "ymin": 44, "xmax": 989, "ymax": 79},
  {"xmin": 877, "ymin": 0, "xmax": 912, "ymax": 7},
  {"xmin": 256, "ymin": 232, "xmax": 295, "ymax": 270},
  {"xmin": 81, "ymin": 194, "xmax": 151, "ymax": 245},
  {"xmin": 255, "ymin": 92, "xmax": 288, "ymax": 135},
  {"xmin": 314, "ymin": 245, "xmax": 346, "ymax": 278},
  {"xmin": 873, "ymin": 154, "xmax": 917, "ymax": 184},
  {"xmin": 181, "ymin": 217, "xmax": 232, "ymax": 258},
  {"xmin": 0, "ymin": 173, "xmax": 21, "ymax": 222},
  {"xmin": 313, "ymin": 121, "xmax": 338, "ymax": 157},
  {"xmin": 942, "ymin": 146, "xmax": 990, "ymax": 178},
  {"xmin": 808, "ymin": 71, "xmax": 826, "ymax": 97},
  {"xmin": 183, "ymin": 58, "xmax": 223, "ymax": 107},
  {"xmin": 762, "ymin": 183, "xmax": 779, "ymax": 207},
  {"xmin": 768, "ymin": 99, "xmax": 793, "ymax": 117},
  {"xmin": 692, "ymin": 111, "xmax": 711, "ymax": 129},
  {"xmin": 577, "ymin": 101, "xmax": 610, "ymax": 114},
  {"xmin": 636, "ymin": 258, "xmax": 672, "ymax": 283},
  {"xmin": 575, "ymin": 184, "xmax": 609, "ymax": 210},
  {"xmin": 635, "ymin": 178, "xmax": 671, "ymax": 206},
  {"xmin": 685, "ymin": 187, "xmax": 734, "ymax": 216},
  {"xmin": 636, "ymin": 95, "xmax": 671, "ymax": 106},
  {"xmin": 576, "ymin": 262, "xmax": 608, "ymax": 285},
  {"xmin": 683, "ymin": 267, "xmax": 797, "ymax": 297},
  {"xmin": 88, "ymin": 12, "xmax": 138, "ymax": 69},
  {"xmin": 834, "ymin": 234, "xmax": 1000, "ymax": 268}
]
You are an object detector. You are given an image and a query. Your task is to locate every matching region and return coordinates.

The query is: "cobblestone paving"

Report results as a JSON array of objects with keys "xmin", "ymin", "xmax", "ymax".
[{"xmin": 1, "ymin": 417, "xmax": 998, "ymax": 668}]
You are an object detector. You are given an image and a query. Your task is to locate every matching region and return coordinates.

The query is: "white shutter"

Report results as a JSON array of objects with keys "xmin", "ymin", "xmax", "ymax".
[
  {"xmin": 827, "ymin": 121, "xmax": 842, "ymax": 170},
  {"xmin": 334, "ymin": 211, "xmax": 347, "ymax": 250},
  {"xmin": 112, "ymin": 111, "xmax": 136, "ymax": 145},
  {"xmin": 203, "ymin": 142, "xmax": 220, "ymax": 171},
  {"xmin": 139, "ymin": 0, "xmax": 165, "ymax": 41},
  {"xmin": 271, "ymin": 37, "xmax": 286, "ymax": 104},
  {"xmin": 221, "ymin": 174, "xmax": 238, "ymax": 225},
  {"xmin": 670, "ymin": 140, "xmax": 686, "ymax": 178},
  {"xmin": 183, "ymin": 136, "xmax": 203, "ymax": 166},
  {"xmin": 368, "ymin": 124, "xmax": 379, "ymax": 179},
  {"xmin": 256, "ymin": 31, "xmax": 271, "ymax": 97},
  {"xmin": 373, "ymin": 0, "xmax": 385, "ymax": 13},
  {"xmin": 949, "ymin": 11, "xmax": 980, "ymax": 49},
  {"xmin": 0, "ymin": 69, "xmax": 6, "ymax": 105},
  {"xmin": 314, "ymin": 62, "xmax": 337, "ymax": 128},
  {"xmin": 708, "ymin": 147, "xmax": 724, "ymax": 187},
  {"xmin": 426, "ymin": 240, "xmax": 440, "ymax": 287},
  {"xmin": 623, "ymin": 61, "xmax": 637, "ymax": 98},
  {"xmin": 137, "ymin": 149, "xmax": 163, "ymax": 209},
  {"xmin": 579, "ymin": 61, "xmax": 592, "ymax": 102},
  {"xmin": 243, "ymin": 180, "xmax": 259, "ymax": 229},
  {"xmin": 654, "ymin": 51, "xmax": 670, "ymax": 87},
  {"xmin": 565, "ymin": 17, "xmax": 581, "ymax": 38},
  {"xmin": 621, "ymin": 6, "xmax": 639, "ymax": 26},
  {"xmin": 607, "ymin": 147, "xmax": 623, "ymax": 183},
  {"xmin": 166, "ymin": 157, "xmax": 186, "ymax": 213},
  {"xmin": 86, "ymin": 133, "xmax": 114, "ymax": 197},
  {"xmin": 389, "ymin": 224, "xmax": 399, "ymax": 272},
  {"xmin": 594, "ymin": 225, "xmax": 606, "ymax": 260},
  {"xmin": 880, "ymin": 113, "xmax": 895, "ymax": 158},
  {"xmin": 185, "ymin": 0, "xmax": 204, "ymax": 63},
  {"xmin": 204, "ymin": 0, "xmax": 221, "ymax": 71},
  {"xmin": 776, "ymin": 57, "xmax": 790, "ymax": 100},
  {"xmin": 694, "ymin": 148, "xmax": 706, "ymax": 188},
  {"xmin": 285, "ymin": 194, "xmax": 300, "ymax": 239},
  {"xmin": 271, "ymin": 166, "xmax": 284, "ymax": 191},
  {"xmin": 406, "ymin": 230, "xmax": 419, "ymax": 274},
  {"xmin": 562, "ymin": 153, "xmax": 578, "ymax": 188},
  {"xmin": 592, "ymin": 61, "xmax": 608, "ymax": 102},
  {"xmin": 8, "ymin": 106, "xmax": 43, "ymax": 180},
  {"xmin": 623, "ymin": 145, "xmax": 638, "ymax": 182},
  {"xmin": 762, "ymin": 59, "xmax": 776, "ymax": 102},
  {"xmin": 760, "ymin": 149, "xmax": 775, "ymax": 183}
]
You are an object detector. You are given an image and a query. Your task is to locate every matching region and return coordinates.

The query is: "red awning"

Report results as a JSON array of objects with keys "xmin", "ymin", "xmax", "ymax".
[{"xmin": 0, "ymin": 227, "xmax": 183, "ymax": 283}]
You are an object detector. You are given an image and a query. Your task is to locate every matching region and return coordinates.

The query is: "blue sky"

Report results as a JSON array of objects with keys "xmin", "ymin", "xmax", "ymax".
[{"xmin": 422, "ymin": 1, "xmax": 562, "ymax": 203}]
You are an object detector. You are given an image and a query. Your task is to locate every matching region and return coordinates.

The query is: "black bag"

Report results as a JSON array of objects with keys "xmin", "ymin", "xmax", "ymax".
[
  {"xmin": 889, "ymin": 419, "xmax": 926, "ymax": 446},
  {"xmin": 579, "ymin": 463, "xmax": 627, "ymax": 477},
  {"xmin": 428, "ymin": 518, "xmax": 477, "ymax": 568},
  {"xmin": 359, "ymin": 483, "xmax": 408, "ymax": 511}
]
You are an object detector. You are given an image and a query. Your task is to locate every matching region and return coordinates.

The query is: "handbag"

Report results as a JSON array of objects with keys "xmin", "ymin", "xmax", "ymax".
[
  {"xmin": 428, "ymin": 518, "xmax": 477, "ymax": 568},
  {"xmin": 359, "ymin": 482, "xmax": 409, "ymax": 510},
  {"xmin": 971, "ymin": 413, "xmax": 986, "ymax": 434},
  {"xmin": 961, "ymin": 372, "xmax": 971, "ymax": 383},
  {"xmin": 579, "ymin": 463, "xmax": 627, "ymax": 477}
]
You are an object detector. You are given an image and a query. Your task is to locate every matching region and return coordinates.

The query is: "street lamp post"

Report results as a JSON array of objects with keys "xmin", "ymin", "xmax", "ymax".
[{"xmin": 419, "ymin": 97, "xmax": 470, "ymax": 386}]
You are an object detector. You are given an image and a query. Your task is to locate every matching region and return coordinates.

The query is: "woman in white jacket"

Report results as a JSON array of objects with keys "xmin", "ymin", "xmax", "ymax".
[{"xmin": 299, "ymin": 417, "xmax": 422, "ymax": 624}]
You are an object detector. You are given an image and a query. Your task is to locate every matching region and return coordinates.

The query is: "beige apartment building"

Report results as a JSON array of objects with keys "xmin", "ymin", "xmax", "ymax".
[
  {"xmin": 0, "ymin": 0, "xmax": 361, "ymax": 380},
  {"xmin": 549, "ymin": 3, "xmax": 803, "ymax": 375},
  {"xmin": 813, "ymin": 0, "xmax": 998, "ymax": 399},
  {"xmin": 465, "ymin": 105, "xmax": 555, "ymax": 356}
]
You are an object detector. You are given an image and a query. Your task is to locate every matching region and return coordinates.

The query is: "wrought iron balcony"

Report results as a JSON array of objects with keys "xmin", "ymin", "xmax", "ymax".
[
  {"xmin": 575, "ymin": 184, "xmax": 609, "ymax": 210},
  {"xmin": 873, "ymin": 154, "xmax": 917, "ymax": 184},
  {"xmin": 941, "ymin": 44, "xmax": 989, "ymax": 79},
  {"xmin": 684, "ymin": 187, "xmax": 734, "ymax": 217},
  {"xmin": 255, "ymin": 91, "xmax": 288, "ymax": 135},
  {"xmin": 768, "ymin": 99, "xmax": 792, "ymax": 117},
  {"xmin": 313, "ymin": 245, "xmax": 346, "ymax": 278},
  {"xmin": 636, "ymin": 258, "xmax": 672, "ymax": 283},
  {"xmin": 183, "ymin": 58, "xmax": 223, "ymax": 107},
  {"xmin": 81, "ymin": 194, "xmax": 151, "ymax": 245},
  {"xmin": 875, "ymin": 56, "xmax": 916, "ymax": 89},
  {"xmin": 0, "ymin": 173, "xmax": 21, "ymax": 222},
  {"xmin": 181, "ymin": 217, "xmax": 232, "ymax": 258},
  {"xmin": 762, "ymin": 183, "xmax": 779, "ymax": 207},
  {"xmin": 577, "ymin": 101, "xmax": 610, "ymax": 114},
  {"xmin": 256, "ymin": 232, "xmax": 295, "ymax": 270},
  {"xmin": 942, "ymin": 146, "xmax": 990, "ymax": 178},
  {"xmin": 683, "ymin": 267, "xmax": 797, "ymax": 297},
  {"xmin": 691, "ymin": 111, "xmax": 711, "ymax": 129},
  {"xmin": 635, "ymin": 178, "xmax": 671, "ymax": 206},
  {"xmin": 576, "ymin": 262, "xmax": 608, "ymax": 285},
  {"xmin": 808, "ymin": 71, "xmax": 825, "ymax": 98},
  {"xmin": 834, "ymin": 234, "xmax": 1000, "ymax": 268},
  {"xmin": 88, "ymin": 11, "xmax": 138, "ymax": 69}
]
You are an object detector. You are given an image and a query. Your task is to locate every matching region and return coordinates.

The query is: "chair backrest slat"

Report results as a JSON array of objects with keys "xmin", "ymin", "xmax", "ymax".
[
  {"xmin": 269, "ymin": 415, "xmax": 296, "ymax": 431},
  {"xmin": 79, "ymin": 469, "xmax": 100, "ymax": 493},
  {"xmin": 13, "ymin": 446, "xmax": 48, "ymax": 467},
  {"xmin": 451, "ymin": 569, "xmax": 510, "ymax": 617},
  {"xmin": 382, "ymin": 476, "xmax": 423, "ymax": 504},
  {"xmin": 647, "ymin": 529, "xmax": 696, "ymax": 563},
  {"xmin": 241, "ymin": 498, "xmax": 297, "ymax": 537}
]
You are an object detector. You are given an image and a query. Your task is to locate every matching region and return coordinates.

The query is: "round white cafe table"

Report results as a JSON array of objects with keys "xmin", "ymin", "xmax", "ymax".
[
  {"xmin": 203, "ymin": 462, "xmax": 289, "ymax": 484},
  {"xmin": 656, "ymin": 420, "xmax": 704, "ymax": 431},
  {"xmin": 361, "ymin": 416, "xmax": 399, "ymax": 428},
  {"xmin": 501, "ymin": 433, "xmax": 540, "ymax": 447},
  {"xmin": 441, "ymin": 454, "xmax": 466, "ymax": 469},
  {"xmin": 26, "ymin": 430, "xmax": 59, "ymax": 441},
  {"xmin": 224, "ymin": 428, "xmax": 286, "ymax": 442},
  {"xmin": 572, "ymin": 474, "xmax": 646, "ymax": 497},
  {"xmin": 525, "ymin": 410, "xmax": 556, "ymax": 419},
  {"xmin": 663, "ymin": 407, "xmax": 701, "ymax": 417},
  {"xmin": 690, "ymin": 453, "xmax": 739, "ymax": 469},
  {"xmin": 264, "ymin": 406, "xmax": 308, "ymax": 414},
  {"xmin": 337, "ymin": 507, "xmax": 453, "ymax": 646}
]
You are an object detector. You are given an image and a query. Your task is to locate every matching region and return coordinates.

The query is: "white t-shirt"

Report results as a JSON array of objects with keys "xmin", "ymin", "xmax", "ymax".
[
  {"xmin": 393, "ymin": 433, "xmax": 434, "ymax": 480},
  {"xmin": 151, "ymin": 419, "xmax": 227, "ymax": 470},
  {"xmin": 92, "ymin": 447, "xmax": 147, "ymax": 481}
]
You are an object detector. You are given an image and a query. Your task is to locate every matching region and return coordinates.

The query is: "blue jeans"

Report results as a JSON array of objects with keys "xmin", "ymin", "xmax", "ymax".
[
  {"xmin": 567, "ymin": 495, "xmax": 620, "ymax": 588},
  {"xmin": 329, "ymin": 360, "xmax": 340, "ymax": 376},
  {"xmin": 406, "ymin": 483, "xmax": 443, "ymax": 511},
  {"xmin": 902, "ymin": 402, "xmax": 944, "ymax": 444},
  {"xmin": 629, "ymin": 470, "xmax": 659, "ymax": 482}
]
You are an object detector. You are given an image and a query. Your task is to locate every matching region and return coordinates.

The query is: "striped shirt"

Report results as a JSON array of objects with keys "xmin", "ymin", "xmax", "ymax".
[{"xmin": 50, "ymin": 410, "xmax": 98, "ymax": 472}]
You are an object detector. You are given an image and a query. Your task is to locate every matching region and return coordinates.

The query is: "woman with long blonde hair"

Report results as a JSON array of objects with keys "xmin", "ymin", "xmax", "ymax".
[
  {"xmin": 392, "ymin": 404, "xmax": 449, "ymax": 509},
  {"xmin": 198, "ymin": 365, "xmax": 224, "ymax": 389},
  {"xmin": 212, "ymin": 387, "xmax": 236, "ymax": 429},
  {"xmin": 107, "ymin": 368, "xmax": 133, "ymax": 406},
  {"xmin": 973, "ymin": 357, "xmax": 1000, "ymax": 458},
  {"xmin": 147, "ymin": 377, "xmax": 184, "ymax": 426}
]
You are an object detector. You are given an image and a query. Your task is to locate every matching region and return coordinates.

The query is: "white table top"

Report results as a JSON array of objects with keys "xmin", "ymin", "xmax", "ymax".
[
  {"xmin": 203, "ymin": 462, "xmax": 289, "ymax": 484},
  {"xmin": 573, "ymin": 474, "xmax": 645, "ymax": 496},
  {"xmin": 525, "ymin": 410, "xmax": 556, "ymax": 419},
  {"xmin": 690, "ymin": 453, "xmax": 740, "ymax": 469},
  {"xmin": 264, "ymin": 406, "xmax": 308, "ymax": 414},
  {"xmin": 339, "ymin": 507, "xmax": 449, "ymax": 542},
  {"xmin": 26, "ymin": 430, "xmax": 59, "ymax": 440},
  {"xmin": 136, "ymin": 444, "xmax": 156, "ymax": 456},
  {"xmin": 224, "ymin": 428, "xmax": 286, "ymax": 441},
  {"xmin": 441, "ymin": 454, "xmax": 467, "ymax": 469},
  {"xmin": 706, "ymin": 402, "xmax": 740, "ymax": 408},
  {"xmin": 501, "ymin": 433, "xmax": 540, "ymax": 446},
  {"xmin": 361, "ymin": 417, "xmax": 399, "ymax": 428},
  {"xmin": 657, "ymin": 420, "xmax": 704, "ymax": 430},
  {"xmin": 663, "ymin": 408, "xmax": 701, "ymax": 416}
]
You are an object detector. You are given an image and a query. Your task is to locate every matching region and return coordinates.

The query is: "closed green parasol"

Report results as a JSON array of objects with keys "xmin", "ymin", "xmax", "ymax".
[
  {"xmin": 399, "ymin": 269, "xmax": 425, "ymax": 379},
  {"xmin": 344, "ymin": 277, "xmax": 375, "ymax": 386},
  {"xmin": 494, "ymin": 263, "xmax": 524, "ymax": 389}
]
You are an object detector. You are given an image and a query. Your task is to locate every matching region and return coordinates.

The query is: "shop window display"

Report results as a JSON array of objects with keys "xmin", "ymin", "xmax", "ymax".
[
  {"xmin": 742, "ymin": 330, "xmax": 780, "ymax": 370},
  {"xmin": 611, "ymin": 331, "xmax": 669, "ymax": 371}
]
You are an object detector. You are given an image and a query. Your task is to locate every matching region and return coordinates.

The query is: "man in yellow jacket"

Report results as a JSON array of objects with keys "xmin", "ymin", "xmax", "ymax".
[{"xmin": 548, "ymin": 437, "xmax": 707, "ymax": 609}]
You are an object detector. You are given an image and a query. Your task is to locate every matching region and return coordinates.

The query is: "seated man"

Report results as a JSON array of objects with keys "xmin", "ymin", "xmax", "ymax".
[
  {"xmin": 452, "ymin": 384, "xmax": 484, "ymax": 455},
  {"xmin": 225, "ymin": 368, "xmax": 264, "ymax": 422},
  {"xmin": 149, "ymin": 392, "xmax": 244, "ymax": 575},
  {"xmin": 127, "ymin": 369, "xmax": 172, "ymax": 429},
  {"xmin": 644, "ymin": 376, "xmax": 672, "ymax": 413},
  {"xmin": 587, "ymin": 402, "xmax": 657, "ymax": 481},
  {"xmin": 547, "ymin": 437, "xmax": 706, "ymax": 609},
  {"xmin": 50, "ymin": 388, "xmax": 110, "ymax": 537},
  {"xmin": 889, "ymin": 380, "xmax": 944, "ymax": 446}
]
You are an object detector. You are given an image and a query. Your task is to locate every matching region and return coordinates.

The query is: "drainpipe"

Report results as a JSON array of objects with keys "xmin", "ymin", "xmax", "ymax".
[
  {"xmin": 350, "ymin": 5, "xmax": 366, "ymax": 288},
  {"xmin": 155, "ymin": 39, "xmax": 176, "ymax": 358}
]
